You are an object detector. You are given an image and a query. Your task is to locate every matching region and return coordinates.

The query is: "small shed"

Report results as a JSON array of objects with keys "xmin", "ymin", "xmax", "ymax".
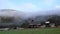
[
  {"xmin": 45, "ymin": 21, "xmax": 55, "ymax": 27},
  {"xmin": 45, "ymin": 21, "xmax": 50, "ymax": 27}
]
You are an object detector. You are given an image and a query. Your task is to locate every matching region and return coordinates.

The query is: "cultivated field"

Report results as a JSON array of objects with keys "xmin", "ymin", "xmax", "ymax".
[{"xmin": 0, "ymin": 28, "xmax": 60, "ymax": 34}]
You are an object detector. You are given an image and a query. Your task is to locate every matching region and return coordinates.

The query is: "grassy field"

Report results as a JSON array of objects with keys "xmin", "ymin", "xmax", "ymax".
[{"xmin": 0, "ymin": 28, "xmax": 60, "ymax": 34}]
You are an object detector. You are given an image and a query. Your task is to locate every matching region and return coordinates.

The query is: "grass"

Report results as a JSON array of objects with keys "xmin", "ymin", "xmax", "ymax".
[{"xmin": 0, "ymin": 28, "xmax": 60, "ymax": 34}]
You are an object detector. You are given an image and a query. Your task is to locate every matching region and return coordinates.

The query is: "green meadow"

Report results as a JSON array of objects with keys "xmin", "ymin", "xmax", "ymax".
[{"xmin": 0, "ymin": 28, "xmax": 60, "ymax": 34}]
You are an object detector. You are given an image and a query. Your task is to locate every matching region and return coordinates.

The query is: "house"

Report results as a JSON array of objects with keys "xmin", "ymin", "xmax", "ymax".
[{"xmin": 28, "ymin": 20, "xmax": 41, "ymax": 28}]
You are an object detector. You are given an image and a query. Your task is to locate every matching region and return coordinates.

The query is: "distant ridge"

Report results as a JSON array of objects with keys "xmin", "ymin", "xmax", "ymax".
[{"xmin": 0, "ymin": 9, "xmax": 24, "ymax": 18}]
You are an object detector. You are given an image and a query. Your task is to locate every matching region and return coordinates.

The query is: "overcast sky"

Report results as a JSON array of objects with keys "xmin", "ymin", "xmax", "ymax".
[{"xmin": 0, "ymin": 0, "xmax": 60, "ymax": 12}]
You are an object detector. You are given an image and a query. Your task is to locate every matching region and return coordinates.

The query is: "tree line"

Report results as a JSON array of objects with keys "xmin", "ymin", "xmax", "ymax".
[{"xmin": 0, "ymin": 15, "xmax": 60, "ymax": 28}]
